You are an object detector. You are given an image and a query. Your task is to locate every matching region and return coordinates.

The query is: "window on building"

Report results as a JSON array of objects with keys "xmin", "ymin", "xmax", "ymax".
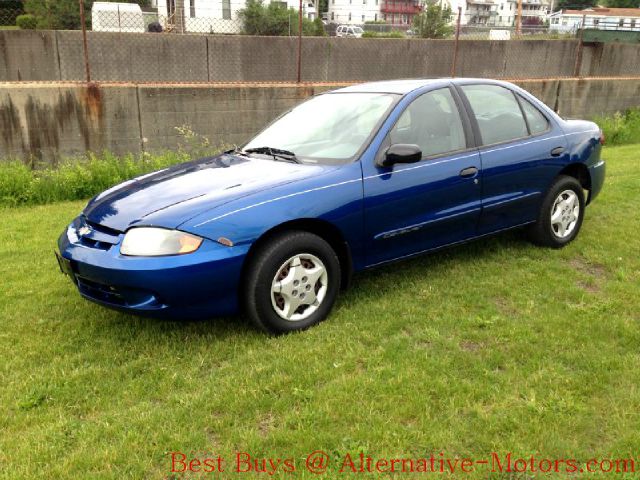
[
  {"xmin": 349, "ymin": 12, "xmax": 352, "ymax": 20},
  {"xmin": 593, "ymin": 18, "xmax": 599, "ymax": 25},
  {"xmin": 375, "ymin": 13, "xmax": 378, "ymax": 20},
  {"xmin": 222, "ymin": 0, "xmax": 230, "ymax": 19},
  {"xmin": 631, "ymin": 19, "xmax": 636, "ymax": 28},
  {"xmin": 619, "ymin": 19, "xmax": 625, "ymax": 27},
  {"xmin": 390, "ymin": 88, "xmax": 467, "ymax": 158},
  {"xmin": 363, "ymin": 0, "xmax": 366, "ymax": 4},
  {"xmin": 362, "ymin": 14, "xmax": 365, "ymax": 21},
  {"xmin": 461, "ymin": 84, "xmax": 528, "ymax": 145},
  {"xmin": 331, "ymin": 11, "xmax": 334, "ymax": 20},
  {"xmin": 190, "ymin": 0, "xmax": 196, "ymax": 18}
]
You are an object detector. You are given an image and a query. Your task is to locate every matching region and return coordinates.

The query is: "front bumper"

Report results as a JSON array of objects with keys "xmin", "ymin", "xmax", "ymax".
[{"xmin": 57, "ymin": 217, "xmax": 249, "ymax": 319}]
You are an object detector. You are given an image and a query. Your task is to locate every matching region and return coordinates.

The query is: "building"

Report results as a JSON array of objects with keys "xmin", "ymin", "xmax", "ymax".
[
  {"xmin": 549, "ymin": 7, "xmax": 640, "ymax": 33},
  {"xmin": 447, "ymin": 0, "xmax": 549, "ymax": 27},
  {"xmin": 327, "ymin": 0, "xmax": 385, "ymax": 25},
  {"xmin": 154, "ymin": 0, "xmax": 316, "ymax": 33}
]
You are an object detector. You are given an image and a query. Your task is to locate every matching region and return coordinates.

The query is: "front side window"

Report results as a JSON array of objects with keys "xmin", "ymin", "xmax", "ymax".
[
  {"xmin": 461, "ymin": 84, "xmax": 528, "ymax": 145},
  {"xmin": 518, "ymin": 95, "xmax": 549, "ymax": 135},
  {"xmin": 389, "ymin": 88, "xmax": 466, "ymax": 158},
  {"xmin": 244, "ymin": 93, "xmax": 397, "ymax": 164}
]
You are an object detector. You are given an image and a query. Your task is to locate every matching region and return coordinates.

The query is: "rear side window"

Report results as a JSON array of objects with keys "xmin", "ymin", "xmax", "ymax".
[
  {"xmin": 461, "ymin": 84, "xmax": 528, "ymax": 145},
  {"xmin": 519, "ymin": 95, "xmax": 549, "ymax": 135}
]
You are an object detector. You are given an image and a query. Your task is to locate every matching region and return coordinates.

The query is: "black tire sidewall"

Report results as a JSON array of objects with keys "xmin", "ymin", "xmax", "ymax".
[
  {"xmin": 245, "ymin": 231, "xmax": 341, "ymax": 334},
  {"xmin": 539, "ymin": 175, "xmax": 585, "ymax": 248}
]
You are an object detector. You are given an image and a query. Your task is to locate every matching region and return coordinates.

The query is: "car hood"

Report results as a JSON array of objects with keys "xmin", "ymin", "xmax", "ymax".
[{"xmin": 83, "ymin": 154, "xmax": 336, "ymax": 232}]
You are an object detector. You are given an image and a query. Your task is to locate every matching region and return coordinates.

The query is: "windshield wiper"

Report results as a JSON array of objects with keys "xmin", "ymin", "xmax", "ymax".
[{"xmin": 243, "ymin": 146, "xmax": 301, "ymax": 164}]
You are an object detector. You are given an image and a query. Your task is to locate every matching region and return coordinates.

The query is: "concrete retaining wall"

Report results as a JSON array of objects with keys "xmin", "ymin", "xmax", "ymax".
[
  {"xmin": 1, "ymin": 78, "xmax": 639, "ymax": 163},
  {"xmin": 1, "ymin": 30, "xmax": 640, "ymax": 83}
]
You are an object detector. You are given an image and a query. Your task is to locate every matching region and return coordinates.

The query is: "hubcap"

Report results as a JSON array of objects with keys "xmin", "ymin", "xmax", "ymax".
[
  {"xmin": 270, "ymin": 253, "xmax": 328, "ymax": 322},
  {"xmin": 550, "ymin": 189, "xmax": 580, "ymax": 239}
]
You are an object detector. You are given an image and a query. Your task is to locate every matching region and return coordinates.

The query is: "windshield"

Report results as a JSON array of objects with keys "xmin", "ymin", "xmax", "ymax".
[{"xmin": 243, "ymin": 92, "xmax": 398, "ymax": 165}]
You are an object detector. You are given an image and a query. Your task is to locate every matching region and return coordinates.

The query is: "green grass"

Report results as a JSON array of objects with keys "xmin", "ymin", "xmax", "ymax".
[{"xmin": 1, "ymin": 145, "xmax": 639, "ymax": 479}]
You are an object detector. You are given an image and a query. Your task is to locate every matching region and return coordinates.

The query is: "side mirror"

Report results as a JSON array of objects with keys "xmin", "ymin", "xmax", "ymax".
[{"xmin": 378, "ymin": 144, "xmax": 422, "ymax": 168}]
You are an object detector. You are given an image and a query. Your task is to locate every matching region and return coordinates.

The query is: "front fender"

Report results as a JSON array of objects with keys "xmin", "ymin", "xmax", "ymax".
[{"xmin": 179, "ymin": 162, "xmax": 366, "ymax": 268}]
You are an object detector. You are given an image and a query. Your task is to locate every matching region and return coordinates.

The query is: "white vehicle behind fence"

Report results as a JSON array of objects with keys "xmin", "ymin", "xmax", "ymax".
[
  {"xmin": 92, "ymin": 2, "xmax": 145, "ymax": 33},
  {"xmin": 489, "ymin": 29, "xmax": 511, "ymax": 40},
  {"xmin": 336, "ymin": 25, "xmax": 364, "ymax": 38}
]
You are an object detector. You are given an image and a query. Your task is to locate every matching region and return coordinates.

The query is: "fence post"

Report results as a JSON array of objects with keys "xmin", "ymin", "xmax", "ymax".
[
  {"xmin": 573, "ymin": 14, "xmax": 586, "ymax": 78},
  {"xmin": 78, "ymin": 0, "xmax": 91, "ymax": 83},
  {"xmin": 450, "ymin": 7, "xmax": 462, "ymax": 78},
  {"xmin": 297, "ymin": 0, "xmax": 303, "ymax": 83}
]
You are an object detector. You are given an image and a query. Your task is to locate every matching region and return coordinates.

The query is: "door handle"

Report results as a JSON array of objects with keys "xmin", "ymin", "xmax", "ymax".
[
  {"xmin": 550, "ymin": 146, "xmax": 565, "ymax": 157},
  {"xmin": 459, "ymin": 166, "xmax": 478, "ymax": 178}
]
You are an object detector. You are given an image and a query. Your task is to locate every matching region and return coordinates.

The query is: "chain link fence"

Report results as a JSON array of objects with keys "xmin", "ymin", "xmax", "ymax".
[{"xmin": 1, "ymin": 1, "xmax": 640, "ymax": 83}]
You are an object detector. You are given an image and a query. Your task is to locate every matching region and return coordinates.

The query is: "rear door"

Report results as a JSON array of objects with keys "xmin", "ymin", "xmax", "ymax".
[{"xmin": 456, "ymin": 82, "xmax": 569, "ymax": 234}]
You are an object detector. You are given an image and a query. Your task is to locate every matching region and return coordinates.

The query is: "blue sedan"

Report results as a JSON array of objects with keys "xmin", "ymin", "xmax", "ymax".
[{"xmin": 57, "ymin": 78, "xmax": 605, "ymax": 333}]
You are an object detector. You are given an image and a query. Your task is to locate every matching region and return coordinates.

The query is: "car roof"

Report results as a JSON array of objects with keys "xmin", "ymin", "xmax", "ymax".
[{"xmin": 330, "ymin": 78, "xmax": 513, "ymax": 95}]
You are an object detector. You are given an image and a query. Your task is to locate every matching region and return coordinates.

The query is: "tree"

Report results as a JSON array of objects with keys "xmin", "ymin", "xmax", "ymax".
[
  {"xmin": 603, "ymin": 0, "xmax": 640, "ymax": 7},
  {"xmin": 555, "ymin": 0, "xmax": 597, "ymax": 10},
  {"xmin": 24, "ymin": 0, "xmax": 151, "ymax": 30},
  {"xmin": 413, "ymin": 4, "xmax": 454, "ymax": 39},
  {"xmin": 25, "ymin": 0, "xmax": 88, "ymax": 30},
  {"xmin": 238, "ymin": 0, "xmax": 316, "ymax": 36}
]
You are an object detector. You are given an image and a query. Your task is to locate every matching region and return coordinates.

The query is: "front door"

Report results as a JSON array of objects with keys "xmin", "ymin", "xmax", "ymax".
[{"xmin": 362, "ymin": 86, "xmax": 482, "ymax": 267}]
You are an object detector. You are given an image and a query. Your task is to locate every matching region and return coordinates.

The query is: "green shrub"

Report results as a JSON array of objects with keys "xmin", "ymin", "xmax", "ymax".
[
  {"xmin": 594, "ymin": 108, "xmax": 640, "ymax": 146},
  {"xmin": 0, "ymin": 151, "xmax": 191, "ymax": 207},
  {"xmin": 362, "ymin": 30, "xmax": 405, "ymax": 38},
  {"xmin": 16, "ymin": 14, "xmax": 37, "ymax": 30}
]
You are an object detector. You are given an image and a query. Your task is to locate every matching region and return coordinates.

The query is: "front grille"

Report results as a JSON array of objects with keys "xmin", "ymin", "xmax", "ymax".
[{"xmin": 74, "ymin": 216, "xmax": 122, "ymax": 250}]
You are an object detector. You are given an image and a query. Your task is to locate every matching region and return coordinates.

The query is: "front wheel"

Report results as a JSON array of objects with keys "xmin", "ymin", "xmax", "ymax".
[
  {"xmin": 527, "ymin": 175, "xmax": 585, "ymax": 248},
  {"xmin": 243, "ymin": 231, "xmax": 341, "ymax": 334}
]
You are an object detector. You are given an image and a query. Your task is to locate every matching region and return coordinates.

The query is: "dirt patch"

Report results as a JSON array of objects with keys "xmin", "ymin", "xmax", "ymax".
[
  {"xmin": 257, "ymin": 412, "xmax": 276, "ymax": 438},
  {"xmin": 460, "ymin": 341, "xmax": 483, "ymax": 352},
  {"xmin": 576, "ymin": 280, "xmax": 600, "ymax": 294},
  {"xmin": 569, "ymin": 256, "xmax": 607, "ymax": 293},
  {"xmin": 569, "ymin": 257, "xmax": 607, "ymax": 279},
  {"xmin": 494, "ymin": 296, "xmax": 518, "ymax": 317}
]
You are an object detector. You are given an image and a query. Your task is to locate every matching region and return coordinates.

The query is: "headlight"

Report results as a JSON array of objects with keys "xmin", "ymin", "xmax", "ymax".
[{"xmin": 120, "ymin": 227, "xmax": 203, "ymax": 256}]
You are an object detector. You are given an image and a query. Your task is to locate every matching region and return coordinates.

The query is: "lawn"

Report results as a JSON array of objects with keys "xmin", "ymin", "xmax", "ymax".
[{"xmin": 1, "ymin": 145, "xmax": 639, "ymax": 479}]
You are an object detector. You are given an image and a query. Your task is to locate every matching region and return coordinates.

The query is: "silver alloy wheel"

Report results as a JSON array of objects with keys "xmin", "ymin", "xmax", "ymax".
[
  {"xmin": 550, "ymin": 189, "xmax": 580, "ymax": 239},
  {"xmin": 270, "ymin": 253, "xmax": 328, "ymax": 322}
]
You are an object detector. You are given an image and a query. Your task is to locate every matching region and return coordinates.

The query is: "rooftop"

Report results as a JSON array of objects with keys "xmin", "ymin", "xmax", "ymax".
[
  {"xmin": 330, "ymin": 78, "xmax": 511, "ymax": 95},
  {"xmin": 559, "ymin": 7, "xmax": 640, "ymax": 17}
]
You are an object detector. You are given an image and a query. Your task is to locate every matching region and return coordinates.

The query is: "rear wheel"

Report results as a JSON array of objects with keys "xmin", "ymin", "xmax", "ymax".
[
  {"xmin": 527, "ymin": 175, "xmax": 585, "ymax": 248},
  {"xmin": 243, "ymin": 231, "xmax": 341, "ymax": 334}
]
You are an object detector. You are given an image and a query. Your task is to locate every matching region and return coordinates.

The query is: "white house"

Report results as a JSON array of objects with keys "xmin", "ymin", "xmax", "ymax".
[
  {"xmin": 327, "ymin": 0, "xmax": 382, "ymax": 25},
  {"xmin": 549, "ymin": 7, "xmax": 640, "ymax": 33},
  {"xmin": 446, "ymin": 0, "xmax": 549, "ymax": 27},
  {"xmin": 155, "ymin": 0, "xmax": 317, "ymax": 33}
]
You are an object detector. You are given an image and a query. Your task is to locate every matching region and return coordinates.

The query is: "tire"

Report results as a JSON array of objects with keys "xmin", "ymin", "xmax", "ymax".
[
  {"xmin": 243, "ymin": 231, "xmax": 341, "ymax": 334},
  {"xmin": 527, "ymin": 175, "xmax": 585, "ymax": 248}
]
